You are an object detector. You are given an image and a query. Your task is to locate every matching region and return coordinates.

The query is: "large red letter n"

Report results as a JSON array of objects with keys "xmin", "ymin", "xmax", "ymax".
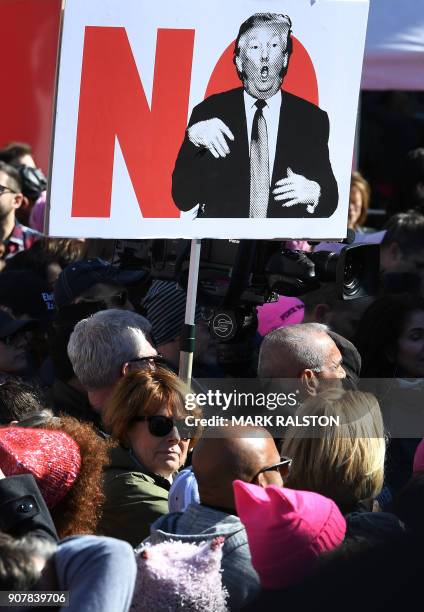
[{"xmin": 72, "ymin": 27, "xmax": 194, "ymax": 218}]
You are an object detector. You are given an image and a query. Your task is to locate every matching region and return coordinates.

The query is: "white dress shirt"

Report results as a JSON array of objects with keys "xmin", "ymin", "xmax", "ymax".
[{"xmin": 243, "ymin": 89, "xmax": 282, "ymax": 183}]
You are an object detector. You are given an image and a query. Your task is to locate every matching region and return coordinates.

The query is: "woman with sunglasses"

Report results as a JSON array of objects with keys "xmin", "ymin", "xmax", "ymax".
[{"xmin": 98, "ymin": 366, "xmax": 201, "ymax": 547}]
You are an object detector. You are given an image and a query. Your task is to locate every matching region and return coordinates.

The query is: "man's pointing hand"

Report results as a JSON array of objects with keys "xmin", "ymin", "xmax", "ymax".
[{"xmin": 188, "ymin": 118, "xmax": 235, "ymax": 158}]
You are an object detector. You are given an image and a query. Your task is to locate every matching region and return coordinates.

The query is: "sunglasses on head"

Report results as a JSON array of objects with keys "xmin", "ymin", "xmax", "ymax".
[
  {"xmin": 132, "ymin": 414, "xmax": 192, "ymax": 439},
  {"xmin": 251, "ymin": 456, "xmax": 292, "ymax": 482}
]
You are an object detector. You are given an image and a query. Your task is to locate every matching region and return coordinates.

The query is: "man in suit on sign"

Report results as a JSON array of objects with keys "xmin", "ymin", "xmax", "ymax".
[{"xmin": 172, "ymin": 12, "xmax": 338, "ymax": 219}]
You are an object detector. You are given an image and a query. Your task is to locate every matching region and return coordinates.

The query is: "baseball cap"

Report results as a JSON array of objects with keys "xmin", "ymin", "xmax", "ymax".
[
  {"xmin": 328, "ymin": 330, "xmax": 361, "ymax": 390},
  {"xmin": 54, "ymin": 258, "xmax": 146, "ymax": 308},
  {"xmin": 0, "ymin": 271, "xmax": 55, "ymax": 324},
  {"xmin": 0, "ymin": 311, "xmax": 36, "ymax": 339}
]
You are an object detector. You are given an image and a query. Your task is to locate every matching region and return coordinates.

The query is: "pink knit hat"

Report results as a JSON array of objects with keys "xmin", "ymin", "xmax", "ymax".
[
  {"xmin": 413, "ymin": 438, "xmax": 424, "ymax": 473},
  {"xmin": 0, "ymin": 427, "xmax": 81, "ymax": 508},
  {"xmin": 133, "ymin": 537, "xmax": 228, "ymax": 611},
  {"xmin": 256, "ymin": 296, "xmax": 304, "ymax": 337},
  {"xmin": 233, "ymin": 481, "xmax": 346, "ymax": 589}
]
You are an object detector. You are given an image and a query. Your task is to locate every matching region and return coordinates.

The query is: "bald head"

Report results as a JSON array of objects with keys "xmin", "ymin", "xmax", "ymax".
[
  {"xmin": 192, "ymin": 426, "xmax": 281, "ymax": 509},
  {"xmin": 258, "ymin": 323, "xmax": 342, "ymax": 378}
]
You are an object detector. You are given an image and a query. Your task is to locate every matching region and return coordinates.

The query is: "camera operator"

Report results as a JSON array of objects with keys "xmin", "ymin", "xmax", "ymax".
[{"xmin": 300, "ymin": 281, "xmax": 373, "ymax": 342}]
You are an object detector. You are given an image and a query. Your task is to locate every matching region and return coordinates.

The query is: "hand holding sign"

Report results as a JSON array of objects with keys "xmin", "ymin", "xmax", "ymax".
[
  {"xmin": 272, "ymin": 167, "xmax": 321, "ymax": 212},
  {"xmin": 188, "ymin": 118, "xmax": 235, "ymax": 158}
]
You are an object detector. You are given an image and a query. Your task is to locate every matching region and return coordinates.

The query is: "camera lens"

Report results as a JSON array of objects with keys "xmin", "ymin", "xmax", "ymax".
[{"xmin": 343, "ymin": 259, "xmax": 363, "ymax": 297}]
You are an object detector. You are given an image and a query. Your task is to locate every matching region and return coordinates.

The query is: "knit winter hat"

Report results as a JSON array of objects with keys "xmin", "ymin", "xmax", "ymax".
[
  {"xmin": 0, "ymin": 427, "xmax": 81, "ymax": 508},
  {"xmin": 256, "ymin": 295, "xmax": 304, "ymax": 337},
  {"xmin": 233, "ymin": 481, "xmax": 346, "ymax": 589},
  {"xmin": 413, "ymin": 438, "xmax": 424, "ymax": 472},
  {"xmin": 142, "ymin": 280, "xmax": 200, "ymax": 346},
  {"xmin": 132, "ymin": 538, "xmax": 228, "ymax": 611}
]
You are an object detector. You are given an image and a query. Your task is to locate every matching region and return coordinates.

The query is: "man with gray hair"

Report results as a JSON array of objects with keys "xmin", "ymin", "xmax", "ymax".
[
  {"xmin": 258, "ymin": 322, "xmax": 345, "ymax": 396},
  {"xmin": 67, "ymin": 309, "xmax": 157, "ymax": 417}
]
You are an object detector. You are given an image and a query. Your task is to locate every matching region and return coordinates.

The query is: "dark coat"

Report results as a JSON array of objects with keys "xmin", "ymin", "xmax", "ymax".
[
  {"xmin": 98, "ymin": 445, "xmax": 170, "ymax": 548},
  {"xmin": 172, "ymin": 87, "xmax": 338, "ymax": 218},
  {"xmin": 0, "ymin": 474, "xmax": 58, "ymax": 542}
]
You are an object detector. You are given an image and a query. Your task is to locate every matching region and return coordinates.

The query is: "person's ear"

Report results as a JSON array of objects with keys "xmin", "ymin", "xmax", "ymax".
[
  {"xmin": 121, "ymin": 362, "xmax": 130, "ymax": 376},
  {"xmin": 313, "ymin": 303, "xmax": 331, "ymax": 324},
  {"xmin": 13, "ymin": 193, "xmax": 24, "ymax": 210},
  {"xmin": 252, "ymin": 471, "xmax": 265, "ymax": 488},
  {"xmin": 300, "ymin": 369, "xmax": 320, "ymax": 396},
  {"xmin": 281, "ymin": 51, "xmax": 289, "ymax": 73},
  {"xmin": 254, "ymin": 470, "xmax": 284, "ymax": 488},
  {"xmin": 235, "ymin": 53, "xmax": 243, "ymax": 75}
]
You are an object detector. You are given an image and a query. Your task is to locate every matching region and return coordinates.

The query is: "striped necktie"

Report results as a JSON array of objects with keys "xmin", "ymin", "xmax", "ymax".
[{"xmin": 249, "ymin": 99, "xmax": 269, "ymax": 218}]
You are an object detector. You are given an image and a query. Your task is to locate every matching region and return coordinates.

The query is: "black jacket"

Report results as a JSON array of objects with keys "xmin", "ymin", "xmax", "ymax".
[
  {"xmin": 0, "ymin": 474, "xmax": 58, "ymax": 542},
  {"xmin": 172, "ymin": 88, "xmax": 338, "ymax": 218}
]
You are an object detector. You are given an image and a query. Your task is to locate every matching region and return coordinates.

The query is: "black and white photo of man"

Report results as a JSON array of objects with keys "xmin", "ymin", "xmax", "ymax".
[{"xmin": 172, "ymin": 12, "xmax": 339, "ymax": 219}]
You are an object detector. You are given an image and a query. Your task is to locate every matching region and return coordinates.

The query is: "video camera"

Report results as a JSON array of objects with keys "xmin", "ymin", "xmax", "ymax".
[{"xmin": 116, "ymin": 238, "xmax": 379, "ymax": 374}]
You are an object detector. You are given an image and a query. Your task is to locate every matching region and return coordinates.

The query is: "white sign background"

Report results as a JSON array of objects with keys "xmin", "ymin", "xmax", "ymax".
[{"xmin": 48, "ymin": 0, "xmax": 369, "ymax": 240}]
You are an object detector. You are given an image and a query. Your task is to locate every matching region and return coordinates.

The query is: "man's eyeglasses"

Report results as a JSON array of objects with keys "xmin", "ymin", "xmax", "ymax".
[
  {"xmin": 132, "ymin": 414, "xmax": 192, "ymax": 439},
  {"xmin": 0, "ymin": 185, "xmax": 17, "ymax": 196},
  {"xmin": 251, "ymin": 456, "xmax": 292, "ymax": 482}
]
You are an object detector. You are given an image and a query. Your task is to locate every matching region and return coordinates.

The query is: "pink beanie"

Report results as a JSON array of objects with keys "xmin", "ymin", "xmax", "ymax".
[
  {"xmin": 256, "ymin": 296, "xmax": 304, "ymax": 337},
  {"xmin": 413, "ymin": 439, "xmax": 424, "ymax": 473},
  {"xmin": 0, "ymin": 427, "xmax": 81, "ymax": 508},
  {"xmin": 233, "ymin": 480, "xmax": 346, "ymax": 589},
  {"xmin": 133, "ymin": 537, "xmax": 228, "ymax": 611}
]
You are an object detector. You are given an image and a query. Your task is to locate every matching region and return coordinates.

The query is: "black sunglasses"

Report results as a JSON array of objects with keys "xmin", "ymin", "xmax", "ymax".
[
  {"xmin": 0, "ymin": 184, "xmax": 17, "ymax": 196},
  {"xmin": 126, "ymin": 354, "xmax": 166, "ymax": 368},
  {"xmin": 251, "ymin": 456, "xmax": 292, "ymax": 482},
  {"xmin": 132, "ymin": 414, "xmax": 192, "ymax": 439}
]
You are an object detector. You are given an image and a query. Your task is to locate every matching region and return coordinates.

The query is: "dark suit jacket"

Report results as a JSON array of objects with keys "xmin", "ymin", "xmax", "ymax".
[{"xmin": 172, "ymin": 88, "xmax": 338, "ymax": 218}]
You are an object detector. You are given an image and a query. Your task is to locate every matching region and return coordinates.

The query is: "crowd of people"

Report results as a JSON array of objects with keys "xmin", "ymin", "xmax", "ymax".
[{"xmin": 0, "ymin": 129, "xmax": 424, "ymax": 610}]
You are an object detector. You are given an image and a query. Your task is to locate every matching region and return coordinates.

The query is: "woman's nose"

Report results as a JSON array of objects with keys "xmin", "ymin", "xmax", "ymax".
[{"xmin": 167, "ymin": 425, "xmax": 181, "ymax": 442}]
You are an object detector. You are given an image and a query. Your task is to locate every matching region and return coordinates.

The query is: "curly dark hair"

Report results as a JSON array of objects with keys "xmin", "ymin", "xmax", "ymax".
[{"xmin": 23, "ymin": 415, "xmax": 111, "ymax": 538}]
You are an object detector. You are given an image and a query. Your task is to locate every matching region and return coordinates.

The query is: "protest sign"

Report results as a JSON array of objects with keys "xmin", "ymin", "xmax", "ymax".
[{"xmin": 47, "ymin": 0, "xmax": 369, "ymax": 239}]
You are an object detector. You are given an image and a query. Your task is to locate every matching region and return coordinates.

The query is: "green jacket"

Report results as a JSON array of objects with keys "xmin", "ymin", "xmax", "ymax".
[{"xmin": 98, "ymin": 445, "xmax": 170, "ymax": 547}]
